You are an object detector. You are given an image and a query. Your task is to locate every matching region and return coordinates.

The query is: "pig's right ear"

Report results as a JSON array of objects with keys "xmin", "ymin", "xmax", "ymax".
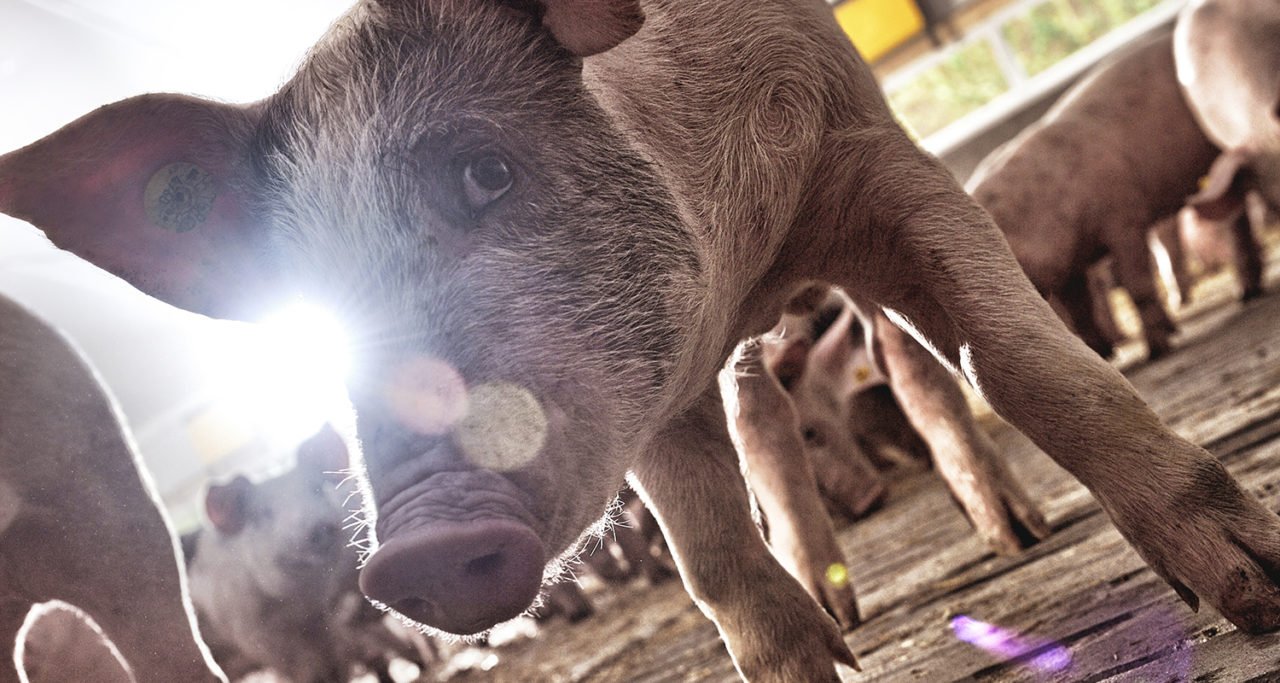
[
  {"xmin": 766, "ymin": 337, "xmax": 811, "ymax": 391},
  {"xmin": 297, "ymin": 424, "xmax": 351, "ymax": 477},
  {"xmin": 205, "ymin": 475, "xmax": 254, "ymax": 535},
  {"xmin": 0, "ymin": 94, "xmax": 274, "ymax": 321},
  {"xmin": 1188, "ymin": 149, "xmax": 1249, "ymax": 221},
  {"xmin": 536, "ymin": 0, "xmax": 645, "ymax": 56}
]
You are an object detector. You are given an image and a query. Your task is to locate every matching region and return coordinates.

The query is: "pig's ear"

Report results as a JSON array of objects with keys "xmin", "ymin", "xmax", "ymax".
[
  {"xmin": 535, "ymin": 0, "xmax": 644, "ymax": 56},
  {"xmin": 0, "ymin": 94, "xmax": 275, "ymax": 321},
  {"xmin": 205, "ymin": 475, "xmax": 254, "ymax": 535},
  {"xmin": 766, "ymin": 337, "xmax": 811, "ymax": 391},
  {"xmin": 808, "ymin": 306, "xmax": 855, "ymax": 377},
  {"xmin": 297, "ymin": 424, "xmax": 350, "ymax": 477},
  {"xmin": 1188, "ymin": 149, "xmax": 1249, "ymax": 221}
]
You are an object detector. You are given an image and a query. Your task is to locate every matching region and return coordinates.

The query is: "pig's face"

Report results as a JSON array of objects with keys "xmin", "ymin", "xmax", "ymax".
[
  {"xmin": 249, "ymin": 3, "xmax": 696, "ymax": 633},
  {"xmin": 0, "ymin": 1, "xmax": 697, "ymax": 637},
  {"xmin": 204, "ymin": 466, "xmax": 348, "ymax": 601}
]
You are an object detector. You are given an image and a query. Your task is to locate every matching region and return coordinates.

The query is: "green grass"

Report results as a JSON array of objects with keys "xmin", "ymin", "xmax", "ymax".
[
  {"xmin": 887, "ymin": 0, "xmax": 1165, "ymax": 138},
  {"xmin": 1002, "ymin": 0, "xmax": 1165, "ymax": 75},
  {"xmin": 888, "ymin": 40, "xmax": 1009, "ymax": 138}
]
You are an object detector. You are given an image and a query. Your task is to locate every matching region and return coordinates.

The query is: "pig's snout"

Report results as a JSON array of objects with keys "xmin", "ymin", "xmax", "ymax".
[{"xmin": 359, "ymin": 518, "xmax": 546, "ymax": 634}]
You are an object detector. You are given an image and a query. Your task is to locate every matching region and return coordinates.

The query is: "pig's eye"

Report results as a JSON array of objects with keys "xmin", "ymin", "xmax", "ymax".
[
  {"xmin": 802, "ymin": 427, "xmax": 823, "ymax": 446},
  {"xmin": 462, "ymin": 154, "xmax": 513, "ymax": 209}
]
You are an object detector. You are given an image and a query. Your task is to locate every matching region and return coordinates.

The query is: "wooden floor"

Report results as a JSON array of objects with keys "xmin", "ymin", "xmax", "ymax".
[{"xmin": 435, "ymin": 249, "xmax": 1280, "ymax": 683}]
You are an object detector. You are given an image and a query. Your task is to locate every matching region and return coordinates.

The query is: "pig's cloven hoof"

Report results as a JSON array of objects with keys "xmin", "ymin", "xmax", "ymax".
[
  {"xmin": 1117, "ymin": 470, "xmax": 1280, "ymax": 634},
  {"xmin": 360, "ymin": 518, "xmax": 546, "ymax": 634}
]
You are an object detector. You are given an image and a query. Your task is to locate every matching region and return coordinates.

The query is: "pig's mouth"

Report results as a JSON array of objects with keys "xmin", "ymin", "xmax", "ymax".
[{"xmin": 359, "ymin": 466, "xmax": 549, "ymax": 634}]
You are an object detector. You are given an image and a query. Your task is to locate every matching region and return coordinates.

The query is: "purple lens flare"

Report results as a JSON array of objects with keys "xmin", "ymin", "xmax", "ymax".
[{"xmin": 950, "ymin": 615, "xmax": 1073, "ymax": 674}]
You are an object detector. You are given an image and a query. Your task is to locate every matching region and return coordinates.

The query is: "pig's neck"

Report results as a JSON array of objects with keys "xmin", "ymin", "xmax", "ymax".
[{"xmin": 582, "ymin": 0, "xmax": 890, "ymax": 413}]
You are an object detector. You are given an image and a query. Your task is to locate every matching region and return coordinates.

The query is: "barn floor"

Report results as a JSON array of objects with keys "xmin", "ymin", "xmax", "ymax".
[{"xmin": 436, "ymin": 241, "xmax": 1280, "ymax": 683}]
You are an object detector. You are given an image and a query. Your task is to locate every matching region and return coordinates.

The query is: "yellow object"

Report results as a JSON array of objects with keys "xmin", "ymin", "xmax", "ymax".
[
  {"xmin": 834, "ymin": 0, "xmax": 926, "ymax": 62},
  {"xmin": 826, "ymin": 562, "xmax": 850, "ymax": 588}
]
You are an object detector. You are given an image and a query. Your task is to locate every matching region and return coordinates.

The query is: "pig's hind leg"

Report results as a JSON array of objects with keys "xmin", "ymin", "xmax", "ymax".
[
  {"xmin": 837, "ymin": 141, "xmax": 1280, "ymax": 633},
  {"xmin": 868, "ymin": 309, "xmax": 1048, "ymax": 553},
  {"xmin": 1229, "ymin": 208, "xmax": 1265, "ymax": 301},
  {"xmin": 632, "ymin": 386, "xmax": 857, "ymax": 681}
]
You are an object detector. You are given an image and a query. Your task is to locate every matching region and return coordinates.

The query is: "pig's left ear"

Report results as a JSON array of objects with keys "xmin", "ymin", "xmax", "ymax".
[
  {"xmin": 205, "ymin": 475, "xmax": 254, "ymax": 535},
  {"xmin": 535, "ymin": 0, "xmax": 644, "ymax": 56},
  {"xmin": 1188, "ymin": 148, "xmax": 1250, "ymax": 221},
  {"xmin": 0, "ymin": 94, "xmax": 274, "ymax": 321}
]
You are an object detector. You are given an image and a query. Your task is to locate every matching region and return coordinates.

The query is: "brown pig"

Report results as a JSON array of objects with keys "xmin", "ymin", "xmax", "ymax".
[
  {"xmin": 0, "ymin": 292, "xmax": 224, "ymax": 683},
  {"xmin": 6, "ymin": 1, "xmax": 1280, "ymax": 679},
  {"xmin": 1175, "ymin": 0, "xmax": 1280, "ymax": 291},
  {"xmin": 729, "ymin": 290, "xmax": 1047, "ymax": 632},
  {"xmin": 968, "ymin": 29, "xmax": 1220, "ymax": 360}
]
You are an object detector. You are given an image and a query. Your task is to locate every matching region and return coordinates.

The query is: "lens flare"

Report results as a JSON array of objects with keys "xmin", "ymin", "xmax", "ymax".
[
  {"xmin": 456, "ymin": 383, "xmax": 548, "ymax": 471},
  {"xmin": 950, "ymin": 615, "xmax": 1072, "ymax": 674},
  {"xmin": 826, "ymin": 562, "xmax": 850, "ymax": 588}
]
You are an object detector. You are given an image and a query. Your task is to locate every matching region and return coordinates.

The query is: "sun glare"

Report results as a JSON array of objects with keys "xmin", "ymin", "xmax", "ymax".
[{"xmin": 197, "ymin": 301, "xmax": 353, "ymax": 454}]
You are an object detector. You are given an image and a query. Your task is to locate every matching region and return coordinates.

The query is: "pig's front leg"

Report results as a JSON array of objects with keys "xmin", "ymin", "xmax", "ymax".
[
  {"xmin": 839, "ymin": 140, "xmax": 1280, "ymax": 633},
  {"xmin": 867, "ymin": 309, "xmax": 1048, "ymax": 554},
  {"xmin": 631, "ymin": 386, "xmax": 857, "ymax": 681},
  {"xmin": 726, "ymin": 351, "xmax": 862, "ymax": 630},
  {"xmin": 1228, "ymin": 209, "xmax": 1265, "ymax": 301}
]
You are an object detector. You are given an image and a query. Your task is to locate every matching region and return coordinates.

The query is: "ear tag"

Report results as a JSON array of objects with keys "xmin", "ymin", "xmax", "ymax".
[
  {"xmin": 144, "ymin": 162, "xmax": 217, "ymax": 232},
  {"xmin": 1197, "ymin": 174, "xmax": 1209, "ymax": 191}
]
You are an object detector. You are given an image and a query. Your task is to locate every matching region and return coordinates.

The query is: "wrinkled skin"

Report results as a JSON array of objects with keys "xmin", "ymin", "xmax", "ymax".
[
  {"xmin": 186, "ymin": 426, "xmax": 425, "ymax": 682},
  {"xmin": 968, "ymin": 29, "xmax": 1220, "ymax": 361},
  {"xmin": 5, "ymin": 1, "xmax": 1280, "ymax": 679},
  {"xmin": 0, "ymin": 294, "xmax": 224, "ymax": 683},
  {"xmin": 1176, "ymin": 0, "xmax": 1280, "ymax": 230}
]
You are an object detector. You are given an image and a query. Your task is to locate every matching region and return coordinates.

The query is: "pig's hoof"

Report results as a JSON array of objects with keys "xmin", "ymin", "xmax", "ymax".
[
  {"xmin": 1241, "ymin": 285, "xmax": 1263, "ymax": 302},
  {"xmin": 728, "ymin": 579, "xmax": 858, "ymax": 681},
  {"xmin": 816, "ymin": 570, "xmax": 862, "ymax": 632},
  {"xmin": 1118, "ymin": 469, "xmax": 1280, "ymax": 633}
]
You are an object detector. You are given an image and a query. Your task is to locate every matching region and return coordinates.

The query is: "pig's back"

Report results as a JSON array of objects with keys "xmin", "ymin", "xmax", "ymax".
[{"xmin": 1175, "ymin": 0, "xmax": 1280, "ymax": 150}]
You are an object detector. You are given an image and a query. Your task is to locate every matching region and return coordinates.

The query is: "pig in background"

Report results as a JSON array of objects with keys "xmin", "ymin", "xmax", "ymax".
[
  {"xmin": 1176, "ymin": 0, "xmax": 1280, "ymax": 246},
  {"xmin": 183, "ymin": 425, "xmax": 433, "ymax": 683},
  {"xmin": 967, "ymin": 28, "xmax": 1221, "ymax": 361},
  {"xmin": 9, "ymin": 0, "xmax": 1280, "ymax": 679},
  {"xmin": 727, "ymin": 288, "xmax": 1047, "ymax": 631},
  {"xmin": 0, "ymin": 293, "xmax": 224, "ymax": 682}
]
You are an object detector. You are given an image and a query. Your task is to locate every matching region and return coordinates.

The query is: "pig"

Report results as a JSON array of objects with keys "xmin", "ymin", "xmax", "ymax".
[
  {"xmin": 731, "ymin": 291, "xmax": 1047, "ymax": 630},
  {"xmin": 1175, "ymin": 0, "xmax": 1280, "ymax": 283},
  {"xmin": 967, "ymin": 29, "xmax": 1220, "ymax": 361},
  {"xmin": 5, "ymin": 1, "xmax": 1280, "ymax": 679},
  {"xmin": 0, "ymin": 293, "xmax": 224, "ymax": 683},
  {"xmin": 184, "ymin": 424, "xmax": 425, "ymax": 683}
]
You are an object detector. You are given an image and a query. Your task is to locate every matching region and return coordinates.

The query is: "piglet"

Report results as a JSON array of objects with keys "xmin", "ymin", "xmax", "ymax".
[
  {"xmin": 1175, "ymin": 0, "xmax": 1279, "ymax": 299},
  {"xmin": 185, "ymin": 424, "xmax": 422, "ymax": 683},
  {"xmin": 8, "ymin": 1, "xmax": 1280, "ymax": 678},
  {"xmin": 968, "ymin": 29, "xmax": 1219, "ymax": 360},
  {"xmin": 0, "ymin": 292, "xmax": 225, "ymax": 683}
]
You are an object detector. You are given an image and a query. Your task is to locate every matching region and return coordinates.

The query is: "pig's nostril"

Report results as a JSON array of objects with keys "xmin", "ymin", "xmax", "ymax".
[{"xmin": 464, "ymin": 552, "xmax": 503, "ymax": 576}]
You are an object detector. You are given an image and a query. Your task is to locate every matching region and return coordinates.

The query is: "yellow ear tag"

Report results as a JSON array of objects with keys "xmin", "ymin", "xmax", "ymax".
[
  {"xmin": 144, "ymin": 162, "xmax": 217, "ymax": 232},
  {"xmin": 853, "ymin": 365, "xmax": 871, "ymax": 383}
]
